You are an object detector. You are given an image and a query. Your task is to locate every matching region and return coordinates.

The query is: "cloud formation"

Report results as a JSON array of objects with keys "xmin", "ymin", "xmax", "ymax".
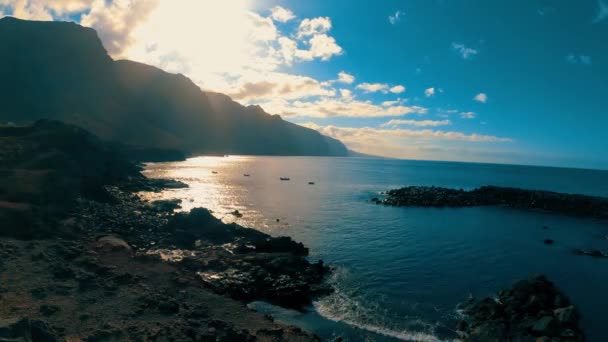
[
  {"xmin": 270, "ymin": 6, "xmax": 295, "ymax": 23},
  {"xmin": 474, "ymin": 93, "xmax": 487, "ymax": 103},
  {"xmin": 356, "ymin": 83, "xmax": 389, "ymax": 93},
  {"xmin": 0, "ymin": 0, "xmax": 95, "ymax": 19},
  {"xmin": 452, "ymin": 42, "xmax": 479, "ymax": 59},
  {"xmin": 228, "ymin": 72, "xmax": 335, "ymax": 101},
  {"xmin": 297, "ymin": 16, "xmax": 332, "ymax": 37},
  {"xmin": 460, "ymin": 112, "xmax": 476, "ymax": 119},
  {"xmin": 80, "ymin": 0, "xmax": 159, "ymax": 56},
  {"xmin": 381, "ymin": 119, "xmax": 451, "ymax": 127},
  {"xmin": 389, "ymin": 85, "xmax": 406, "ymax": 94},
  {"xmin": 258, "ymin": 97, "xmax": 427, "ymax": 118},
  {"xmin": 336, "ymin": 71, "xmax": 355, "ymax": 84}
]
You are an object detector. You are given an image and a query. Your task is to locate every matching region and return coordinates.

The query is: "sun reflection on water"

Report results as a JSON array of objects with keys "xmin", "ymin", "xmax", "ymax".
[{"xmin": 140, "ymin": 156, "xmax": 281, "ymax": 234}]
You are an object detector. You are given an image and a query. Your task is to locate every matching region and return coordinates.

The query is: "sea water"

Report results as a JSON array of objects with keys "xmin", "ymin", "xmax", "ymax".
[{"xmin": 142, "ymin": 157, "xmax": 608, "ymax": 341}]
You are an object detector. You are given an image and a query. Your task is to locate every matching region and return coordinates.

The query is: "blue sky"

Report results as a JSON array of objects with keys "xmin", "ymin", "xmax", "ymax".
[{"xmin": 1, "ymin": 0, "xmax": 607, "ymax": 169}]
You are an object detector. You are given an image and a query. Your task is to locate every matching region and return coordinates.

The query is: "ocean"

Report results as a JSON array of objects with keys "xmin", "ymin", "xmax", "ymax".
[{"xmin": 142, "ymin": 156, "xmax": 608, "ymax": 341}]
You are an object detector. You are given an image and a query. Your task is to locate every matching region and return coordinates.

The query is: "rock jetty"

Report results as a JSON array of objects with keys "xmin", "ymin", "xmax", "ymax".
[{"xmin": 373, "ymin": 185, "xmax": 608, "ymax": 219}]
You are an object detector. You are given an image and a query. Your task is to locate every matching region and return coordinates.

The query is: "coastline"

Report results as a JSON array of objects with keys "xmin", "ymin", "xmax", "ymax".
[
  {"xmin": 0, "ymin": 121, "xmax": 329, "ymax": 341},
  {"xmin": 0, "ymin": 121, "xmax": 593, "ymax": 341}
]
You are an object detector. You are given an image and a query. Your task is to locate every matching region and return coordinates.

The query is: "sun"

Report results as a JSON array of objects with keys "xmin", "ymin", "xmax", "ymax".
[{"xmin": 126, "ymin": 0, "xmax": 261, "ymax": 91}]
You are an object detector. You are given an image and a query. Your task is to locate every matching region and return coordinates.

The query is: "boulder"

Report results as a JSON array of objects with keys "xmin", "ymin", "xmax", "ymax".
[
  {"xmin": 554, "ymin": 306, "xmax": 577, "ymax": 326},
  {"xmin": 531, "ymin": 316, "xmax": 559, "ymax": 337},
  {"xmin": 94, "ymin": 235, "xmax": 132, "ymax": 254},
  {"xmin": 150, "ymin": 199, "xmax": 181, "ymax": 212}
]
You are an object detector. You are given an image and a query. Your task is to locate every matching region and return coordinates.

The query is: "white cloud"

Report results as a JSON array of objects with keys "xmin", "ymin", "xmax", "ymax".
[
  {"xmin": 381, "ymin": 100, "xmax": 400, "ymax": 107},
  {"xmin": 297, "ymin": 16, "xmax": 331, "ymax": 37},
  {"xmin": 278, "ymin": 36, "xmax": 297, "ymax": 65},
  {"xmin": 296, "ymin": 33, "xmax": 343, "ymax": 61},
  {"xmin": 593, "ymin": 0, "xmax": 608, "ymax": 23},
  {"xmin": 228, "ymin": 71, "xmax": 335, "ymax": 101},
  {"xmin": 300, "ymin": 122, "xmax": 512, "ymax": 159},
  {"xmin": 79, "ymin": 0, "xmax": 160, "ymax": 56},
  {"xmin": 452, "ymin": 42, "xmax": 479, "ymax": 59},
  {"xmin": 270, "ymin": 5, "xmax": 295, "ymax": 23},
  {"xmin": 339, "ymin": 89, "xmax": 353, "ymax": 100},
  {"xmin": 425, "ymin": 87, "xmax": 435, "ymax": 97},
  {"xmin": 381, "ymin": 119, "xmax": 451, "ymax": 127},
  {"xmin": 257, "ymin": 97, "xmax": 427, "ymax": 118},
  {"xmin": 460, "ymin": 112, "xmax": 476, "ymax": 119},
  {"xmin": 337, "ymin": 71, "xmax": 355, "ymax": 84},
  {"xmin": 474, "ymin": 93, "xmax": 488, "ymax": 103},
  {"xmin": 388, "ymin": 10, "xmax": 403, "ymax": 25},
  {"xmin": 566, "ymin": 54, "xmax": 592, "ymax": 65},
  {"xmin": 0, "ymin": 0, "xmax": 100, "ymax": 19},
  {"xmin": 390, "ymin": 85, "xmax": 406, "ymax": 94},
  {"xmin": 356, "ymin": 83, "xmax": 388, "ymax": 93}
]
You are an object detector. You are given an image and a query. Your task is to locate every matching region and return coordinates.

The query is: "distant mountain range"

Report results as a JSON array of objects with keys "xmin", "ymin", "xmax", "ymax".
[{"xmin": 0, "ymin": 17, "xmax": 348, "ymax": 159}]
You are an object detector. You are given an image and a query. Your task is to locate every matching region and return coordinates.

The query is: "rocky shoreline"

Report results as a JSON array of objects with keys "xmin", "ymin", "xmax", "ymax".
[
  {"xmin": 457, "ymin": 275, "xmax": 584, "ymax": 341},
  {"xmin": 372, "ymin": 185, "xmax": 608, "ymax": 219},
  {"xmin": 1, "ymin": 121, "xmax": 590, "ymax": 341},
  {"xmin": 0, "ymin": 120, "xmax": 327, "ymax": 341}
]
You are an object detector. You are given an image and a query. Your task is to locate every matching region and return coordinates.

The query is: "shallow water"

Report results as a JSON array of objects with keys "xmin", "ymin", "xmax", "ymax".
[{"xmin": 142, "ymin": 157, "xmax": 608, "ymax": 341}]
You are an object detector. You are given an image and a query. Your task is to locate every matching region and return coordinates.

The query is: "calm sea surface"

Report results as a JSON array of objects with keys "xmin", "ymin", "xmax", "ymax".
[{"xmin": 142, "ymin": 157, "xmax": 608, "ymax": 341}]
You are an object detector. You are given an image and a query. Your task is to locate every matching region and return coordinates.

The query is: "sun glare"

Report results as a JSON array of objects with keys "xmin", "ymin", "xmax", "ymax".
[{"xmin": 127, "ymin": 0, "xmax": 255, "ymax": 90}]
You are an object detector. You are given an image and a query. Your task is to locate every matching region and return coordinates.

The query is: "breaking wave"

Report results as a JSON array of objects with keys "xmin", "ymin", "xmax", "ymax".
[{"xmin": 313, "ymin": 267, "xmax": 461, "ymax": 342}]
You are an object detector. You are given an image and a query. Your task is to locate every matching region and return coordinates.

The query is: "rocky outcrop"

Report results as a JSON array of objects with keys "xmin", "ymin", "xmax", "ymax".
[
  {"xmin": 374, "ymin": 185, "xmax": 608, "ymax": 219},
  {"xmin": 0, "ymin": 120, "xmax": 143, "ymax": 239},
  {"xmin": 458, "ymin": 275, "xmax": 584, "ymax": 341}
]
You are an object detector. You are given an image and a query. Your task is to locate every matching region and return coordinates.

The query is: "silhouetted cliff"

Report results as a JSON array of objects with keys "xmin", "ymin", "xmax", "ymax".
[{"xmin": 0, "ymin": 17, "xmax": 348, "ymax": 157}]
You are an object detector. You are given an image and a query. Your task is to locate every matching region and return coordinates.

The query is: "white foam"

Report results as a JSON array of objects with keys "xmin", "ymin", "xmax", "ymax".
[{"xmin": 314, "ymin": 268, "xmax": 461, "ymax": 342}]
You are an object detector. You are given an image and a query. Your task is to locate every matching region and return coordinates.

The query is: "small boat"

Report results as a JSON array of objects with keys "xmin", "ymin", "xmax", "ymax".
[
  {"xmin": 280, "ymin": 177, "xmax": 290, "ymax": 181},
  {"xmin": 308, "ymin": 182, "xmax": 315, "ymax": 185},
  {"xmin": 244, "ymin": 174, "xmax": 250, "ymax": 177}
]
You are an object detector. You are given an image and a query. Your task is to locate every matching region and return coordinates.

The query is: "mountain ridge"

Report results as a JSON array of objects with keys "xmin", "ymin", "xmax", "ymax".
[{"xmin": 0, "ymin": 17, "xmax": 348, "ymax": 158}]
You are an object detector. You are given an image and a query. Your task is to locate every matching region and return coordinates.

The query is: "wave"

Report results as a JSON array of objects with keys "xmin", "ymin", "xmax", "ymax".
[{"xmin": 314, "ymin": 267, "xmax": 461, "ymax": 342}]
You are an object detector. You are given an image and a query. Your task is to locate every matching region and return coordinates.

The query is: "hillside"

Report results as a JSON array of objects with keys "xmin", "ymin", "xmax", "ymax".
[{"xmin": 0, "ymin": 17, "xmax": 348, "ymax": 158}]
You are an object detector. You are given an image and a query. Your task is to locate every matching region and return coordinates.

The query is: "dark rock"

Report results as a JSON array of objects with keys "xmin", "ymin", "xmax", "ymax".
[
  {"xmin": 554, "ymin": 306, "xmax": 577, "ymax": 326},
  {"xmin": 0, "ymin": 318, "xmax": 57, "ymax": 342},
  {"xmin": 460, "ymin": 275, "xmax": 584, "ymax": 341},
  {"xmin": 378, "ymin": 185, "xmax": 608, "ymax": 219},
  {"xmin": 531, "ymin": 316, "xmax": 559, "ymax": 337},
  {"xmin": 150, "ymin": 199, "xmax": 182, "ymax": 212},
  {"xmin": 39, "ymin": 304, "xmax": 60, "ymax": 316},
  {"xmin": 94, "ymin": 235, "xmax": 132, "ymax": 254},
  {"xmin": 158, "ymin": 299, "xmax": 180, "ymax": 314},
  {"xmin": 573, "ymin": 248, "xmax": 607, "ymax": 258}
]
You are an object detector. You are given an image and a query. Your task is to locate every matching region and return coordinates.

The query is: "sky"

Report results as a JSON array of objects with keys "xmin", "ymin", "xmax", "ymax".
[{"xmin": 1, "ymin": 0, "xmax": 607, "ymax": 169}]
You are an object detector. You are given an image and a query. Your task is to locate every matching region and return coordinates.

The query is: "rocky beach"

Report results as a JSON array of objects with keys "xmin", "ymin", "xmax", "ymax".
[{"xmin": 0, "ymin": 121, "xmax": 328, "ymax": 341}]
